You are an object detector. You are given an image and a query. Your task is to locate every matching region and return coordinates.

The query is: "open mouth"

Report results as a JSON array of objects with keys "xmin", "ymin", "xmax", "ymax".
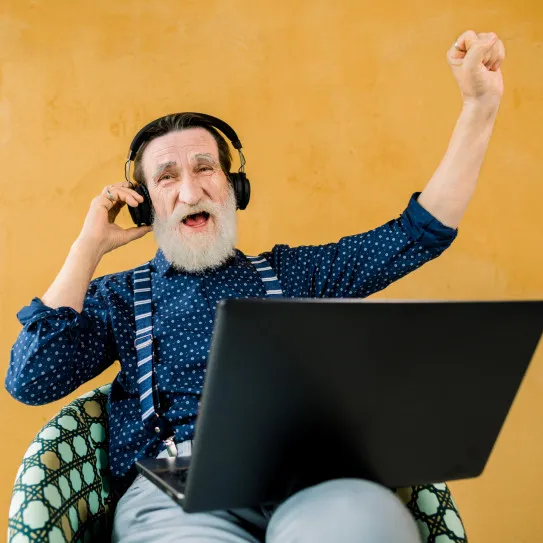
[{"xmin": 181, "ymin": 212, "xmax": 210, "ymax": 228}]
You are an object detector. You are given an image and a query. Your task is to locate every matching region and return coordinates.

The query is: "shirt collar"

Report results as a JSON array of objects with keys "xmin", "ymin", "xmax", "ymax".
[
  {"xmin": 151, "ymin": 248, "xmax": 246, "ymax": 277},
  {"xmin": 152, "ymin": 249, "xmax": 173, "ymax": 276}
]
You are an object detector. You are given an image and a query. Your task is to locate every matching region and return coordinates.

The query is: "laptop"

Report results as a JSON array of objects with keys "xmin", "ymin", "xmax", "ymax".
[{"xmin": 136, "ymin": 299, "xmax": 543, "ymax": 513}]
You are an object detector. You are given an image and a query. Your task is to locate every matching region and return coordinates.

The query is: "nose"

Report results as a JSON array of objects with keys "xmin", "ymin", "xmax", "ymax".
[{"xmin": 177, "ymin": 173, "xmax": 204, "ymax": 206}]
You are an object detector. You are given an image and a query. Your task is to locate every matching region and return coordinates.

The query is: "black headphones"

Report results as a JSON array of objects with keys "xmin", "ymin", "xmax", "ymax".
[{"xmin": 124, "ymin": 112, "xmax": 251, "ymax": 226}]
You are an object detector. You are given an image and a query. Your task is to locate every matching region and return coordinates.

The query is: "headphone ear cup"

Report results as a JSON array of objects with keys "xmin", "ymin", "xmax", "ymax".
[
  {"xmin": 128, "ymin": 184, "xmax": 153, "ymax": 226},
  {"xmin": 230, "ymin": 172, "xmax": 251, "ymax": 210}
]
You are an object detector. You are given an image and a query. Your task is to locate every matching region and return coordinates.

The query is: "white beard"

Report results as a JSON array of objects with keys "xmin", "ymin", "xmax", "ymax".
[{"xmin": 153, "ymin": 185, "xmax": 238, "ymax": 273}]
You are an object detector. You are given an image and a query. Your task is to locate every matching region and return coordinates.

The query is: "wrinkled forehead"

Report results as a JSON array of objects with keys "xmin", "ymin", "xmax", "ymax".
[{"xmin": 142, "ymin": 127, "xmax": 220, "ymax": 171}]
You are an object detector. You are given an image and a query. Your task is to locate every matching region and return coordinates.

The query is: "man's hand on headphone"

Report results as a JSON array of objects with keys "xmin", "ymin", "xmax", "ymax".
[{"xmin": 76, "ymin": 181, "xmax": 152, "ymax": 257}]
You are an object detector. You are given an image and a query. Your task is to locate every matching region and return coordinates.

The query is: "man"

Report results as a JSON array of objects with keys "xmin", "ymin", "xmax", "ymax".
[{"xmin": 6, "ymin": 30, "xmax": 505, "ymax": 542}]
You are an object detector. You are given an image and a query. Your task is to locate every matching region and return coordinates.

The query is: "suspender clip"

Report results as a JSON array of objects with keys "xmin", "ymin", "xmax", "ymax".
[
  {"xmin": 163, "ymin": 436, "xmax": 178, "ymax": 457},
  {"xmin": 149, "ymin": 416, "xmax": 178, "ymax": 457}
]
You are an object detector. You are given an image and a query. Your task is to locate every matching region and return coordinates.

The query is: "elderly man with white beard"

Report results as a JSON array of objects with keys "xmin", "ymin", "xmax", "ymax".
[{"xmin": 6, "ymin": 30, "xmax": 505, "ymax": 543}]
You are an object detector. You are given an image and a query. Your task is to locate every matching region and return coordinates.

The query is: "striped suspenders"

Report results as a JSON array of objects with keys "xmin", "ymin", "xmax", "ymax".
[
  {"xmin": 245, "ymin": 255, "xmax": 284, "ymax": 298},
  {"xmin": 133, "ymin": 255, "xmax": 283, "ymax": 456},
  {"xmin": 132, "ymin": 262, "xmax": 178, "ymax": 454}
]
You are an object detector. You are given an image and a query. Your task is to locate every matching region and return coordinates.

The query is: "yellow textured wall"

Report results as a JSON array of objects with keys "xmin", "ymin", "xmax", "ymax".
[{"xmin": 1, "ymin": 0, "xmax": 542, "ymax": 540}]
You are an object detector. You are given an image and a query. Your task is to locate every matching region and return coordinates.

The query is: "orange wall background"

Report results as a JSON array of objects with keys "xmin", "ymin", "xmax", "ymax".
[{"xmin": 1, "ymin": 0, "xmax": 542, "ymax": 540}]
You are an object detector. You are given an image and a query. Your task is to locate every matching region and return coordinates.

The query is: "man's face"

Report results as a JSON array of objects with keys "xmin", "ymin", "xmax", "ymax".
[{"xmin": 142, "ymin": 128, "xmax": 238, "ymax": 272}]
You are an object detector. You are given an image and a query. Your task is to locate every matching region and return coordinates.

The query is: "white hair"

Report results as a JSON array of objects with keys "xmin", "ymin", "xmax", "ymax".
[{"xmin": 153, "ymin": 185, "xmax": 238, "ymax": 273}]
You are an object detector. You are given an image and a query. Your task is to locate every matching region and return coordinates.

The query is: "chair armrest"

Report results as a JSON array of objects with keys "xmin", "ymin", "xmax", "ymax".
[
  {"xmin": 396, "ymin": 483, "xmax": 467, "ymax": 542},
  {"xmin": 8, "ymin": 385, "xmax": 114, "ymax": 542}
]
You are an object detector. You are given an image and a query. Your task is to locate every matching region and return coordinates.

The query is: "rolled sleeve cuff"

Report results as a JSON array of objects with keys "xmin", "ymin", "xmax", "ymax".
[
  {"xmin": 17, "ymin": 297, "xmax": 89, "ymax": 340},
  {"xmin": 400, "ymin": 192, "xmax": 458, "ymax": 249}
]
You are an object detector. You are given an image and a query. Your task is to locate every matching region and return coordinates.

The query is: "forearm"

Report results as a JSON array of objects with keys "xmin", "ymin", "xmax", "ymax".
[
  {"xmin": 7, "ymin": 321, "xmax": 112, "ymax": 405},
  {"xmin": 42, "ymin": 239, "xmax": 103, "ymax": 313},
  {"xmin": 418, "ymin": 102, "xmax": 498, "ymax": 228},
  {"xmin": 7, "ymin": 334, "xmax": 80, "ymax": 405},
  {"xmin": 7, "ymin": 275, "xmax": 114, "ymax": 404}
]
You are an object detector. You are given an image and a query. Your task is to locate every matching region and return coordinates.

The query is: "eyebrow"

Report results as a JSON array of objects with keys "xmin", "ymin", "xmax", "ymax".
[
  {"xmin": 153, "ymin": 160, "xmax": 177, "ymax": 180},
  {"xmin": 152, "ymin": 154, "xmax": 219, "ymax": 180},
  {"xmin": 193, "ymin": 153, "xmax": 219, "ymax": 165}
]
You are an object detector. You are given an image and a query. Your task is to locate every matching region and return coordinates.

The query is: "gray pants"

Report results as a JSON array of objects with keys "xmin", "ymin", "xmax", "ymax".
[{"xmin": 112, "ymin": 466, "xmax": 421, "ymax": 542}]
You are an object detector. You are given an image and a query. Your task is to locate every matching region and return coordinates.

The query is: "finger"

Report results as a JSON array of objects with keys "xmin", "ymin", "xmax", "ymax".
[
  {"xmin": 479, "ymin": 35, "xmax": 502, "ymax": 69},
  {"xmin": 101, "ymin": 185, "xmax": 141, "ymax": 208},
  {"xmin": 475, "ymin": 33, "xmax": 499, "ymax": 68},
  {"xmin": 448, "ymin": 29, "xmax": 478, "ymax": 62},
  {"xmin": 490, "ymin": 39, "xmax": 506, "ymax": 71},
  {"xmin": 88, "ymin": 195, "xmax": 124, "ymax": 229},
  {"xmin": 102, "ymin": 183, "xmax": 144, "ymax": 202},
  {"xmin": 101, "ymin": 184, "xmax": 117, "ymax": 202},
  {"xmin": 463, "ymin": 33, "xmax": 498, "ymax": 71},
  {"xmin": 121, "ymin": 225, "xmax": 153, "ymax": 244},
  {"xmin": 111, "ymin": 181, "xmax": 145, "ymax": 203},
  {"xmin": 99, "ymin": 193, "xmax": 126, "ymax": 211},
  {"xmin": 113, "ymin": 186, "xmax": 145, "ymax": 207}
]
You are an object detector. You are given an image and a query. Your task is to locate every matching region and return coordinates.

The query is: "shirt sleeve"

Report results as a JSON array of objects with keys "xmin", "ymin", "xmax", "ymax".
[
  {"xmin": 267, "ymin": 192, "xmax": 458, "ymax": 298},
  {"xmin": 5, "ymin": 279, "xmax": 117, "ymax": 406}
]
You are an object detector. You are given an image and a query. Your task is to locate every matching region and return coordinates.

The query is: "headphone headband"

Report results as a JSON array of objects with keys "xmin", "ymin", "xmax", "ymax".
[{"xmin": 127, "ymin": 112, "xmax": 243, "ymax": 162}]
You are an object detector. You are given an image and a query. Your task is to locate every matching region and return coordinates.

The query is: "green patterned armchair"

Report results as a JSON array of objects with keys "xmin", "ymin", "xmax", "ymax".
[
  {"xmin": 8, "ymin": 385, "xmax": 113, "ymax": 542},
  {"xmin": 8, "ymin": 385, "xmax": 468, "ymax": 542}
]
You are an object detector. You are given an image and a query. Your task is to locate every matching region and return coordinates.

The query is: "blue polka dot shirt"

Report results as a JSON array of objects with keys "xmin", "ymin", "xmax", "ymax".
[{"xmin": 6, "ymin": 193, "xmax": 456, "ymax": 487}]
